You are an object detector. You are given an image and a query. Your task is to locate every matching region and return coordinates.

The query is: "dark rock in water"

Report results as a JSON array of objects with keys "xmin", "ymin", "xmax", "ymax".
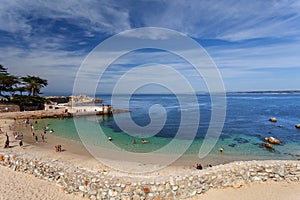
[
  {"xmin": 262, "ymin": 143, "xmax": 275, "ymax": 152},
  {"xmin": 220, "ymin": 134, "xmax": 231, "ymax": 140},
  {"xmin": 228, "ymin": 143, "xmax": 236, "ymax": 147},
  {"xmin": 253, "ymin": 134, "xmax": 262, "ymax": 139},
  {"xmin": 234, "ymin": 137, "xmax": 249, "ymax": 144},
  {"xmin": 253, "ymin": 142, "xmax": 262, "ymax": 146}
]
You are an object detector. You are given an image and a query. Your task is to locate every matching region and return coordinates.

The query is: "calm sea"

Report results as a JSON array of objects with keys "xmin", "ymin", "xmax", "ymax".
[{"xmin": 36, "ymin": 94, "xmax": 300, "ymax": 159}]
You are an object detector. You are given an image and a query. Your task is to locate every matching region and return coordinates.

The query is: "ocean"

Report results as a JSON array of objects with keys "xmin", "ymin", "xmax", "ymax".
[{"xmin": 36, "ymin": 94, "xmax": 300, "ymax": 160}]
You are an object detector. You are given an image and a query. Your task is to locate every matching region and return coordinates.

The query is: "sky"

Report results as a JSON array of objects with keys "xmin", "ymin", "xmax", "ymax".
[{"xmin": 1, "ymin": 0, "xmax": 300, "ymax": 94}]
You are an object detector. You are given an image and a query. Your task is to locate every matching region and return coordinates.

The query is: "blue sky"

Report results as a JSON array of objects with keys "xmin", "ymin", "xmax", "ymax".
[{"xmin": 1, "ymin": 0, "xmax": 300, "ymax": 94}]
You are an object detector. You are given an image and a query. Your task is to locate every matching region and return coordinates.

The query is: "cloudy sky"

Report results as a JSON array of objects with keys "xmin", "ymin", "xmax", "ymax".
[{"xmin": 1, "ymin": 0, "xmax": 300, "ymax": 94}]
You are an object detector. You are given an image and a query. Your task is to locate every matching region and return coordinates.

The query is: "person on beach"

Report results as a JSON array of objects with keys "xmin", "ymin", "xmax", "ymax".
[
  {"xmin": 133, "ymin": 139, "xmax": 137, "ymax": 144},
  {"xmin": 219, "ymin": 147, "xmax": 224, "ymax": 153},
  {"xmin": 13, "ymin": 132, "xmax": 18, "ymax": 140},
  {"xmin": 195, "ymin": 163, "xmax": 203, "ymax": 170},
  {"xmin": 35, "ymin": 135, "xmax": 38, "ymax": 143},
  {"xmin": 19, "ymin": 140, "xmax": 23, "ymax": 148},
  {"xmin": 41, "ymin": 134, "xmax": 45, "ymax": 143},
  {"xmin": 4, "ymin": 133, "xmax": 9, "ymax": 148},
  {"xmin": 32, "ymin": 132, "xmax": 35, "ymax": 137}
]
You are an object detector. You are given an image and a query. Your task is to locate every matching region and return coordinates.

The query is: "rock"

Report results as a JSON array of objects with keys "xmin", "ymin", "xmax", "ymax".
[
  {"xmin": 79, "ymin": 186, "xmax": 85, "ymax": 192},
  {"xmin": 263, "ymin": 143, "xmax": 275, "ymax": 151},
  {"xmin": 251, "ymin": 176, "xmax": 262, "ymax": 182},
  {"xmin": 169, "ymin": 177, "xmax": 175, "ymax": 186},
  {"xmin": 123, "ymin": 186, "xmax": 131, "ymax": 193},
  {"xmin": 151, "ymin": 186, "xmax": 157, "ymax": 192},
  {"xmin": 143, "ymin": 187, "xmax": 150, "ymax": 194},
  {"xmin": 264, "ymin": 137, "xmax": 281, "ymax": 145},
  {"xmin": 190, "ymin": 190, "xmax": 197, "ymax": 196},
  {"xmin": 108, "ymin": 189, "xmax": 117, "ymax": 197},
  {"xmin": 88, "ymin": 190, "xmax": 97, "ymax": 196},
  {"xmin": 165, "ymin": 183, "xmax": 171, "ymax": 190},
  {"xmin": 232, "ymin": 181, "xmax": 244, "ymax": 188},
  {"xmin": 148, "ymin": 193, "xmax": 154, "ymax": 198},
  {"xmin": 269, "ymin": 117, "xmax": 277, "ymax": 122},
  {"xmin": 172, "ymin": 186, "xmax": 178, "ymax": 191},
  {"xmin": 90, "ymin": 195, "xmax": 96, "ymax": 200},
  {"xmin": 278, "ymin": 166, "xmax": 285, "ymax": 177},
  {"xmin": 132, "ymin": 194, "xmax": 140, "ymax": 200}
]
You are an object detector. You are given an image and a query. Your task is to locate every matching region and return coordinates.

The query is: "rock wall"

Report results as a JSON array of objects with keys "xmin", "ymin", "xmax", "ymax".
[
  {"xmin": 0, "ymin": 104, "xmax": 20, "ymax": 112},
  {"xmin": 0, "ymin": 152, "xmax": 299, "ymax": 200}
]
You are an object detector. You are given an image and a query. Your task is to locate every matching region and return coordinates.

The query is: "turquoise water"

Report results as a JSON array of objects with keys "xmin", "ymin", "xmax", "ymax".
[{"xmin": 35, "ymin": 94, "xmax": 300, "ymax": 159}]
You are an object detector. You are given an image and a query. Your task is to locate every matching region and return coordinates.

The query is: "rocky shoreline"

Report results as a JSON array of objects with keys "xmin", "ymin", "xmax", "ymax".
[{"xmin": 0, "ymin": 150, "xmax": 299, "ymax": 199}]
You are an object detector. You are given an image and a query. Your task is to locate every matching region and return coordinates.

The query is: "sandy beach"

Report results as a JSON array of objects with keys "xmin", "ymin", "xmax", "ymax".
[
  {"xmin": 1, "ymin": 110, "xmax": 300, "ymax": 199},
  {"xmin": 0, "ymin": 165, "xmax": 86, "ymax": 200},
  {"xmin": 0, "ymin": 163, "xmax": 299, "ymax": 200},
  {"xmin": 188, "ymin": 181, "xmax": 300, "ymax": 200}
]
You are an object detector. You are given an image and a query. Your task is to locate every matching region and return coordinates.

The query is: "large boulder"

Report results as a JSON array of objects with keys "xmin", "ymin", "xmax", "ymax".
[
  {"xmin": 269, "ymin": 117, "xmax": 277, "ymax": 123},
  {"xmin": 264, "ymin": 137, "xmax": 281, "ymax": 145}
]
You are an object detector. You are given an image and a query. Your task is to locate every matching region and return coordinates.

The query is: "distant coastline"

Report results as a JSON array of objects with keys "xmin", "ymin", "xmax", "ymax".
[
  {"xmin": 42, "ymin": 90, "xmax": 300, "ymax": 97},
  {"xmin": 228, "ymin": 90, "xmax": 300, "ymax": 94}
]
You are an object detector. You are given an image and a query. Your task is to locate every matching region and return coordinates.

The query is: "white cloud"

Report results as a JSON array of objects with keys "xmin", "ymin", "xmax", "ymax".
[
  {"xmin": 1, "ymin": 1, "xmax": 300, "ymax": 93},
  {"xmin": 0, "ymin": 0, "xmax": 131, "ymax": 34},
  {"xmin": 208, "ymin": 39, "xmax": 300, "ymax": 72},
  {"xmin": 141, "ymin": 0, "xmax": 300, "ymax": 41}
]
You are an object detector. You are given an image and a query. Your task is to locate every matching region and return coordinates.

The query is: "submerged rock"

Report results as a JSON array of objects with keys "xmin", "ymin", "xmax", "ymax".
[
  {"xmin": 262, "ymin": 143, "xmax": 275, "ymax": 151},
  {"xmin": 234, "ymin": 137, "xmax": 249, "ymax": 144}
]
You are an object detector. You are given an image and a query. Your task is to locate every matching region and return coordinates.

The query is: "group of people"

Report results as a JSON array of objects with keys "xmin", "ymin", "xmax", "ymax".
[
  {"xmin": 54, "ymin": 145, "xmax": 62, "ymax": 152},
  {"xmin": 194, "ymin": 163, "xmax": 213, "ymax": 170},
  {"xmin": 3, "ymin": 132, "xmax": 23, "ymax": 149},
  {"xmin": 13, "ymin": 132, "xmax": 23, "ymax": 140},
  {"xmin": 132, "ymin": 139, "xmax": 149, "ymax": 144},
  {"xmin": 2, "ymin": 119, "xmax": 60, "ymax": 151}
]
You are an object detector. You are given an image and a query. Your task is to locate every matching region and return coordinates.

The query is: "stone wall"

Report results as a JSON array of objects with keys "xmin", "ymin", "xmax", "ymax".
[
  {"xmin": 0, "ymin": 152, "xmax": 299, "ymax": 200},
  {"xmin": 0, "ymin": 104, "xmax": 20, "ymax": 112}
]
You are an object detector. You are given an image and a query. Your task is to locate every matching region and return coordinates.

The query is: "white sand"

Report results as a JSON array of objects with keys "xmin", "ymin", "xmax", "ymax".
[
  {"xmin": 0, "ymin": 165, "xmax": 86, "ymax": 200},
  {"xmin": 188, "ymin": 181, "xmax": 300, "ymax": 200}
]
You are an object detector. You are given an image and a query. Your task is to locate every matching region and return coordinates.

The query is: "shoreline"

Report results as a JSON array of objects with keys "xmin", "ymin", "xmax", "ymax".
[{"xmin": 1, "ymin": 110, "xmax": 300, "ymax": 199}]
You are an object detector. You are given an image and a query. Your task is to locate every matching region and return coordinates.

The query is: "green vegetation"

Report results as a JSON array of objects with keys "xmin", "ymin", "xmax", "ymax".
[{"xmin": 0, "ymin": 64, "xmax": 48, "ymax": 104}]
